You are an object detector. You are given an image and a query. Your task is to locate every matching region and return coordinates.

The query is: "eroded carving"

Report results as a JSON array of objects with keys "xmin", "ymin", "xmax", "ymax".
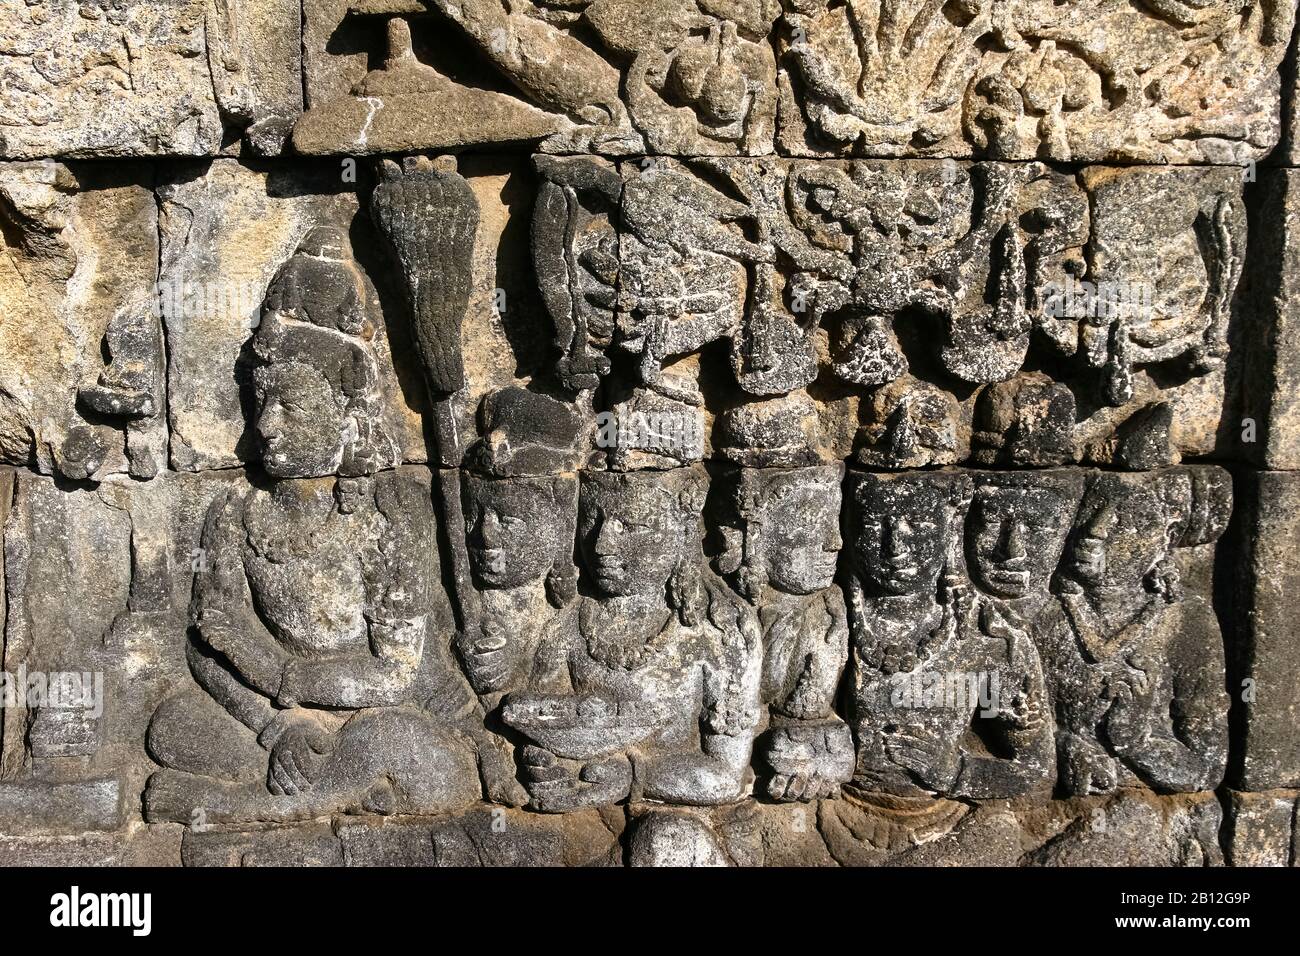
[
  {"xmin": 777, "ymin": 0, "xmax": 1295, "ymax": 163},
  {"xmin": 710, "ymin": 462, "xmax": 854, "ymax": 801},
  {"xmin": 843, "ymin": 469, "xmax": 1057, "ymax": 800},
  {"xmin": 142, "ymin": 261, "xmax": 481, "ymax": 825},
  {"xmin": 1037, "ymin": 466, "xmax": 1232, "ymax": 795},
  {"xmin": 500, "ymin": 467, "xmax": 763, "ymax": 817}
]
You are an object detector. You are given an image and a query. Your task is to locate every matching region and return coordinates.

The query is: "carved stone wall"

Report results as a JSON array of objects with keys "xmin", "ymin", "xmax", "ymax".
[{"xmin": 1, "ymin": 0, "xmax": 1298, "ymax": 867}]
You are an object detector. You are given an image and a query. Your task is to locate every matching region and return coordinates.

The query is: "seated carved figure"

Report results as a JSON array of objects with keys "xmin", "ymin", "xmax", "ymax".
[
  {"xmin": 711, "ymin": 463, "xmax": 853, "ymax": 802},
  {"xmin": 845, "ymin": 470, "xmax": 1054, "ymax": 800},
  {"xmin": 454, "ymin": 387, "xmax": 585, "ymax": 805},
  {"xmin": 500, "ymin": 467, "xmax": 762, "ymax": 814},
  {"xmin": 1037, "ymin": 468, "xmax": 1231, "ymax": 795},
  {"xmin": 144, "ymin": 235, "xmax": 480, "ymax": 825}
]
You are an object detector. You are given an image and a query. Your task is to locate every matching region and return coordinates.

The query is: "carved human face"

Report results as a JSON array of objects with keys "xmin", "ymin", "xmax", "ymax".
[
  {"xmin": 464, "ymin": 475, "xmax": 572, "ymax": 591},
  {"xmin": 579, "ymin": 473, "xmax": 696, "ymax": 598},
  {"xmin": 966, "ymin": 476, "xmax": 1081, "ymax": 600},
  {"xmin": 1067, "ymin": 474, "xmax": 1174, "ymax": 591},
  {"xmin": 254, "ymin": 362, "xmax": 346, "ymax": 478},
  {"xmin": 848, "ymin": 474, "xmax": 952, "ymax": 597},
  {"xmin": 718, "ymin": 468, "xmax": 842, "ymax": 599}
]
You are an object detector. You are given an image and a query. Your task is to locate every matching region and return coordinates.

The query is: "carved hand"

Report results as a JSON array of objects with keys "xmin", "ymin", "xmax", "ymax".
[
  {"xmin": 1101, "ymin": 655, "xmax": 1152, "ymax": 703},
  {"xmin": 999, "ymin": 673, "xmax": 1044, "ymax": 736},
  {"xmin": 455, "ymin": 619, "xmax": 514, "ymax": 694},
  {"xmin": 1104, "ymin": 682, "xmax": 1156, "ymax": 752},
  {"xmin": 1061, "ymin": 733, "xmax": 1117, "ymax": 796},
  {"xmin": 263, "ymin": 712, "xmax": 331, "ymax": 797},
  {"xmin": 520, "ymin": 745, "xmax": 632, "ymax": 813},
  {"xmin": 883, "ymin": 726, "xmax": 960, "ymax": 793}
]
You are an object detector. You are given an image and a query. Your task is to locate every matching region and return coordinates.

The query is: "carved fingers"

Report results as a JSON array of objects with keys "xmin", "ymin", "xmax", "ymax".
[
  {"xmin": 520, "ymin": 745, "xmax": 633, "ymax": 813},
  {"xmin": 266, "ymin": 715, "xmax": 330, "ymax": 797}
]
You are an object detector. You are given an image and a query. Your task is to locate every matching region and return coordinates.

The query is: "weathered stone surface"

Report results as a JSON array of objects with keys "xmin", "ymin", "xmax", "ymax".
[
  {"xmin": 295, "ymin": 2, "xmax": 1296, "ymax": 162},
  {"xmin": 0, "ymin": 823, "xmax": 183, "ymax": 867},
  {"xmin": 1241, "ymin": 167, "xmax": 1300, "ymax": 469},
  {"xmin": 158, "ymin": 160, "xmax": 382, "ymax": 471},
  {"xmin": 0, "ymin": 161, "xmax": 163, "ymax": 480},
  {"xmin": 1, "ymin": 469, "xmax": 241, "ymax": 833},
  {"xmin": 817, "ymin": 789, "xmax": 1223, "ymax": 866},
  {"xmin": 0, "ymin": 778, "xmax": 124, "ymax": 835},
  {"xmin": 0, "ymin": 0, "xmax": 303, "ymax": 159},
  {"xmin": 1231, "ymin": 470, "xmax": 1300, "ymax": 792},
  {"xmin": 519, "ymin": 157, "xmax": 1246, "ymax": 467},
  {"xmin": 347, "ymin": 806, "xmax": 623, "ymax": 866},
  {"xmin": 299, "ymin": 1, "xmax": 778, "ymax": 157},
  {"xmin": 158, "ymin": 155, "xmax": 548, "ymax": 472},
  {"xmin": 181, "ymin": 822, "xmax": 344, "ymax": 866},
  {"xmin": 777, "ymin": 0, "xmax": 1295, "ymax": 163},
  {"xmin": 1225, "ymin": 789, "xmax": 1298, "ymax": 866},
  {"xmin": 0, "ymin": 2, "xmax": 1294, "ymax": 869}
]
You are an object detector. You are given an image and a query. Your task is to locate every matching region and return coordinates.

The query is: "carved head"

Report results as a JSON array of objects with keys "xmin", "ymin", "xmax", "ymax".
[
  {"xmin": 253, "ymin": 360, "xmax": 348, "ymax": 478},
  {"xmin": 713, "ymin": 464, "xmax": 844, "ymax": 601},
  {"xmin": 845, "ymin": 471, "xmax": 969, "ymax": 597},
  {"xmin": 966, "ymin": 470, "xmax": 1085, "ymax": 601},
  {"xmin": 1066, "ymin": 472, "xmax": 1178, "ymax": 594},
  {"xmin": 579, "ymin": 468, "xmax": 707, "ymax": 611},
  {"xmin": 464, "ymin": 473, "xmax": 577, "ymax": 603},
  {"xmin": 1063, "ymin": 468, "xmax": 1230, "ymax": 597},
  {"xmin": 251, "ymin": 310, "xmax": 394, "ymax": 480}
]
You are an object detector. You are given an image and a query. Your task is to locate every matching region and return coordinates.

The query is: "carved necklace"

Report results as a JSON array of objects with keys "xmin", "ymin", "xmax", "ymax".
[
  {"xmin": 580, "ymin": 599, "xmax": 676, "ymax": 671},
  {"xmin": 850, "ymin": 585, "xmax": 946, "ymax": 674}
]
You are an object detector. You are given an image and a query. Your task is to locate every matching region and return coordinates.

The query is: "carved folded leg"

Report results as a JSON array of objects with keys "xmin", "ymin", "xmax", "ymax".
[
  {"xmin": 314, "ymin": 707, "xmax": 482, "ymax": 815},
  {"xmin": 145, "ymin": 707, "xmax": 481, "ymax": 824},
  {"xmin": 146, "ymin": 687, "xmax": 266, "ymax": 784}
]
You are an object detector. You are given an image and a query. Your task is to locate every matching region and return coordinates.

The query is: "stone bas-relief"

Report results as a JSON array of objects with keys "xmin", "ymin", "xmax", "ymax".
[
  {"xmin": 777, "ymin": 0, "xmax": 1296, "ymax": 163},
  {"xmin": 142, "ymin": 301, "xmax": 484, "ymax": 825},
  {"xmin": 1, "ymin": 0, "xmax": 1297, "ymax": 870},
  {"xmin": 530, "ymin": 155, "xmax": 1246, "ymax": 468},
  {"xmin": 290, "ymin": 1, "xmax": 1296, "ymax": 162},
  {"xmin": 0, "ymin": 0, "xmax": 303, "ymax": 159}
]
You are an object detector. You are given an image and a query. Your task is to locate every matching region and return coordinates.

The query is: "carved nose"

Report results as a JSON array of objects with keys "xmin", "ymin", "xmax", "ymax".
[
  {"xmin": 886, "ymin": 520, "xmax": 913, "ymax": 558},
  {"xmin": 594, "ymin": 517, "xmax": 619, "ymax": 554},
  {"xmin": 1002, "ymin": 520, "xmax": 1027, "ymax": 560},
  {"xmin": 480, "ymin": 513, "xmax": 502, "ymax": 548},
  {"xmin": 257, "ymin": 406, "xmax": 283, "ymax": 436}
]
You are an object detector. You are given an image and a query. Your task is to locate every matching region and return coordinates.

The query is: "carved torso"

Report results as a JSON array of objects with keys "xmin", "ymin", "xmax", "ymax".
[{"xmin": 240, "ymin": 487, "xmax": 378, "ymax": 658}]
